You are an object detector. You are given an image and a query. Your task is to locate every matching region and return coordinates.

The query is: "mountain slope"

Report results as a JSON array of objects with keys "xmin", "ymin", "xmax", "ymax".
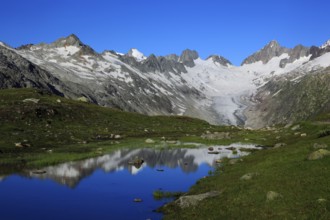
[{"xmin": 2, "ymin": 35, "xmax": 330, "ymax": 128}]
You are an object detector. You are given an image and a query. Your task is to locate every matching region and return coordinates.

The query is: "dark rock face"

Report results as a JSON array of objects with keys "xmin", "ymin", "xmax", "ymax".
[
  {"xmin": 207, "ymin": 55, "xmax": 232, "ymax": 66},
  {"xmin": 242, "ymin": 41, "xmax": 290, "ymax": 65},
  {"xmin": 50, "ymin": 34, "xmax": 84, "ymax": 48},
  {"xmin": 279, "ymin": 45, "xmax": 310, "ymax": 68},
  {"xmin": 179, "ymin": 49, "xmax": 199, "ymax": 67},
  {"xmin": 165, "ymin": 54, "xmax": 179, "ymax": 62},
  {"xmin": 245, "ymin": 67, "xmax": 330, "ymax": 128},
  {"xmin": 0, "ymin": 45, "xmax": 64, "ymax": 95},
  {"xmin": 310, "ymin": 45, "xmax": 330, "ymax": 60}
]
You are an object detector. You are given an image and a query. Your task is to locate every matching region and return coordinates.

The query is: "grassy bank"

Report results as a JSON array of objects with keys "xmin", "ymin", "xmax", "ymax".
[{"xmin": 162, "ymin": 120, "xmax": 330, "ymax": 219}]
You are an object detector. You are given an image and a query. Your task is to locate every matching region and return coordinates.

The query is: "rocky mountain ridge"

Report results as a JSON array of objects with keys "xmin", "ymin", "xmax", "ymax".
[{"xmin": 1, "ymin": 34, "xmax": 330, "ymax": 128}]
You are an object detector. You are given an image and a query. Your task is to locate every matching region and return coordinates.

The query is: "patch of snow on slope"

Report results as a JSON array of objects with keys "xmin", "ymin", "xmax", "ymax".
[
  {"xmin": 320, "ymin": 40, "xmax": 330, "ymax": 49},
  {"xmin": 55, "ymin": 46, "xmax": 80, "ymax": 56},
  {"xmin": 130, "ymin": 48, "xmax": 146, "ymax": 61}
]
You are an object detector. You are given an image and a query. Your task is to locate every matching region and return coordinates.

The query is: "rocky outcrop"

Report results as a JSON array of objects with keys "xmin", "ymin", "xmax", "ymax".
[
  {"xmin": 173, "ymin": 191, "xmax": 221, "ymax": 208},
  {"xmin": 242, "ymin": 40, "xmax": 290, "ymax": 65},
  {"xmin": 279, "ymin": 45, "xmax": 310, "ymax": 68},
  {"xmin": 207, "ymin": 55, "xmax": 232, "ymax": 66},
  {"xmin": 309, "ymin": 39, "xmax": 330, "ymax": 60},
  {"xmin": 245, "ymin": 67, "xmax": 330, "ymax": 128},
  {"xmin": 179, "ymin": 49, "xmax": 199, "ymax": 67},
  {"xmin": 308, "ymin": 149, "xmax": 330, "ymax": 160},
  {"xmin": 0, "ymin": 44, "xmax": 64, "ymax": 96}
]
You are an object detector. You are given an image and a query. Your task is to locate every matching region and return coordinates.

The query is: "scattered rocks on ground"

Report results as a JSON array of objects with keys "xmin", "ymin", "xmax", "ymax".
[
  {"xmin": 208, "ymin": 147, "xmax": 214, "ymax": 151},
  {"xmin": 308, "ymin": 149, "xmax": 330, "ymax": 160},
  {"xmin": 274, "ymin": 143, "xmax": 286, "ymax": 148},
  {"xmin": 313, "ymin": 143, "xmax": 328, "ymax": 149},
  {"xmin": 317, "ymin": 198, "xmax": 327, "ymax": 203},
  {"xmin": 145, "ymin": 138, "xmax": 155, "ymax": 144},
  {"xmin": 266, "ymin": 191, "xmax": 283, "ymax": 201},
  {"xmin": 240, "ymin": 172, "xmax": 259, "ymax": 181},
  {"xmin": 300, "ymin": 133, "xmax": 307, "ymax": 137},
  {"xmin": 201, "ymin": 132, "xmax": 230, "ymax": 140},
  {"xmin": 22, "ymin": 98, "xmax": 40, "ymax": 104},
  {"xmin": 174, "ymin": 191, "xmax": 221, "ymax": 208},
  {"xmin": 291, "ymin": 125, "xmax": 301, "ymax": 131},
  {"xmin": 56, "ymin": 99, "xmax": 61, "ymax": 103},
  {"xmin": 215, "ymin": 159, "xmax": 222, "ymax": 164}
]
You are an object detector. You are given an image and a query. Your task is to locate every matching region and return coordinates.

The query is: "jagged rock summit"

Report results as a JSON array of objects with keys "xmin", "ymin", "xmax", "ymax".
[
  {"xmin": 242, "ymin": 40, "xmax": 290, "ymax": 65},
  {"xmin": 207, "ymin": 55, "xmax": 232, "ymax": 66}
]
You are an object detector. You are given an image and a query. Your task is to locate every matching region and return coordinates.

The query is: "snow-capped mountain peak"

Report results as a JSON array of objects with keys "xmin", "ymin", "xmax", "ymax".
[
  {"xmin": 127, "ymin": 48, "xmax": 146, "ymax": 61},
  {"xmin": 320, "ymin": 39, "xmax": 330, "ymax": 49}
]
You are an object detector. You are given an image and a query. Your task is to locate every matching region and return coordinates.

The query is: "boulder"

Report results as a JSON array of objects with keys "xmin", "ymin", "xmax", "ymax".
[
  {"xmin": 317, "ymin": 198, "xmax": 327, "ymax": 203},
  {"xmin": 240, "ymin": 172, "xmax": 259, "ymax": 181},
  {"xmin": 174, "ymin": 191, "xmax": 220, "ymax": 208},
  {"xmin": 133, "ymin": 198, "xmax": 142, "ymax": 202},
  {"xmin": 145, "ymin": 138, "xmax": 155, "ymax": 144},
  {"xmin": 313, "ymin": 143, "xmax": 328, "ymax": 149},
  {"xmin": 22, "ymin": 98, "xmax": 40, "ymax": 104},
  {"xmin": 201, "ymin": 132, "xmax": 230, "ymax": 140},
  {"xmin": 32, "ymin": 170, "xmax": 47, "ymax": 175},
  {"xmin": 291, "ymin": 125, "xmax": 301, "ymax": 131},
  {"xmin": 266, "ymin": 191, "xmax": 283, "ymax": 201},
  {"xmin": 274, "ymin": 143, "xmax": 286, "ymax": 148},
  {"xmin": 114, "ymin": 134, "xmax": 122, "ymax": 139},
  {"xmin": 77, "ymin": 97, "xmax": 88, "ymax": 102},
  {"xmin": 229, "ymin": 158, "xmax": 242, "ymax": 165},
  {"xmin": 308, "ymin": 149, "xmax": 330, "ymax": 160}
]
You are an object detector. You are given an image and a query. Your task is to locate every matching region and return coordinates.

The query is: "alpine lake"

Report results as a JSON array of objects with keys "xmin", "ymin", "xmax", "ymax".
[{"xmin": 0, "ymin": 142, "xmax": 260, "ymax": 220}]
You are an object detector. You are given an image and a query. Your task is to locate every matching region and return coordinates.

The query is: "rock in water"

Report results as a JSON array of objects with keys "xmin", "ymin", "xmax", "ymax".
[{"xmin": 133, "ymin": 198, "xmax": 142, "ymax": 202}]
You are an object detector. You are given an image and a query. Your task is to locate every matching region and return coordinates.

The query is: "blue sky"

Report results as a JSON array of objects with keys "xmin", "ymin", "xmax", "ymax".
[{"xmin": 2, "ymin": 0, "xmax": 330, "ymax": 65}]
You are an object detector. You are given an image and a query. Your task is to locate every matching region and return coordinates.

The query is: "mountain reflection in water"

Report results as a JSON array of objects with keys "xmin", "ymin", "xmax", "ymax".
[{"xmin": 23, "ymin": 143, "xmax": 258, "ymax": 188}]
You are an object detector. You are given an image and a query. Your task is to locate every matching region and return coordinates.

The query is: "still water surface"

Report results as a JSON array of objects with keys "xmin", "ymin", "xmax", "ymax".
[{"xmin": 0, "ymin": 143, "xmax": 257, "ymax": 220}]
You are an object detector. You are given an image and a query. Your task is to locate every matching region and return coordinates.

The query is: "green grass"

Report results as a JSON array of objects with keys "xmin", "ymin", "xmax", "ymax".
[
  {"xmin": 2, "ymin": 88, "xmax": 330, "ymax": 219},
  {"xmin": 153, "ymin": 190, "xmax": 184, "ymax": 200},
  {"xmin": 0, "ymin": 88, "xmax": 231, "ymax": 172},
  {"xmin": 162, "ymin": 122, "xmax": 330, "ymax": 219}
]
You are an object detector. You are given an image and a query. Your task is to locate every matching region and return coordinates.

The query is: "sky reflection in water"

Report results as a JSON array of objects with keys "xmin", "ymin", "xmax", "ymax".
[{"xmin": 0, "ymin": 144, "xmax": 257, "ymax": 220}]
